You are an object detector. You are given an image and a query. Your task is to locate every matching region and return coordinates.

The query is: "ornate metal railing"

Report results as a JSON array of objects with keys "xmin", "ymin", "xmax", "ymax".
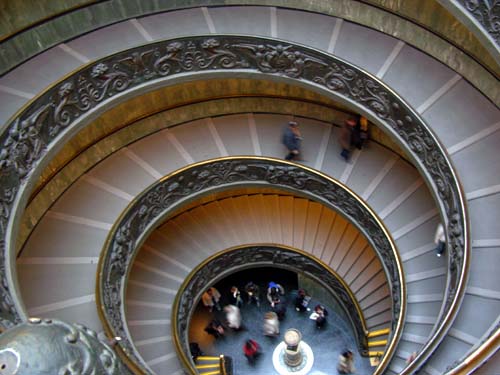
[
  {"xmin": 1, "ymin": 1, "xmax": 497, "ymax": 107},
  {"xmin": 458, "ymin": 0, "xmax": 500, "ymax": 44},
  {"xmin": 172, "ymin": 244, "xmax": 372, "ymax": 369},
  {"xmin": 96, "ymin": 157, "xmax": 402, "ymax": 375},
  {"xmin": 0, "ymin": 35, "xmax": 468, "ymax": 373},
  {"xmin": 439, "ymin": 0, "xmax": 500, "ymax": 64}
]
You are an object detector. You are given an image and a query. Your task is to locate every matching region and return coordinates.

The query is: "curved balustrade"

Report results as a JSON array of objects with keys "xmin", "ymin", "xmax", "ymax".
[
  {"xmin": 0, "ymin": 35, "xmax": 469, "ymax": 373},
  {"xmin": 98, "ymin": 157, "xmax": 403, "ymax": 374},
  {"xmin": 173, "ymin": 245, "xmax": 370, "ymax": 366},
  {"xmin": 0, "ymin": 1, "xmax": 497, "ymax": 106},
  {"xmin": 438, "ymin": 0, "xmax": 500, "ymax": 65}
]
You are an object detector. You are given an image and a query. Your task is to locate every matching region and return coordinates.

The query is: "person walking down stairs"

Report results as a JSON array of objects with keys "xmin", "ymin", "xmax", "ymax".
[
  {"xmin": 434, "ymin": 223, "xmax": 446, "ymax": 257},
  {"xmin": 340, "ymin": 118, "xmax": 356, "ymax": 161},
  {"xmin": 282, "ymin": 121, "xmax": 302, "ymax": 161}
]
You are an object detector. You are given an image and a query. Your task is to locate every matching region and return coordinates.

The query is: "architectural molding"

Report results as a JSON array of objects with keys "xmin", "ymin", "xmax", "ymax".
[
  {"xmin": 438, "ymin": 0, "xmax": 500, "ymax": 65},
  {"xmin": 1, "ymin": 1, "xmax": 497, "ymax": 104}
]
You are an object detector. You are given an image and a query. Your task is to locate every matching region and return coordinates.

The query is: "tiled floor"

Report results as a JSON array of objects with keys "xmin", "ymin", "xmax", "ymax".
[{"xmin": 189, "ymin": 268, "xmax": 373, "ymax": 374}]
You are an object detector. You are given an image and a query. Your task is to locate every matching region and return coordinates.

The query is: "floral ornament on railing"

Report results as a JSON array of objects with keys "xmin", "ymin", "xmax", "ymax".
[
  {"xmin": 460, "ymin": 0, "xmax": 500, "ymax": 44},
  {"xmin": 0, "ymin": 35, "xmax": 467, "ymax": 373},
  {"xmin": 98, "ymin": 158, "xmax": 402, "ymax": 375}
]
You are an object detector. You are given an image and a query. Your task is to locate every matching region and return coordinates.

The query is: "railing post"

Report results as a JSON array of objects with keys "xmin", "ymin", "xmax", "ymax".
[{"xmin": 219, "ymin": 354, "xmax": 226, "ymax": 375}]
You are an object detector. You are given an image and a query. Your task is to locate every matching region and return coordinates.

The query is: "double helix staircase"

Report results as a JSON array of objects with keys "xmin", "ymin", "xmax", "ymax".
[
  {"xmin": 1, "ymin": 3, "xmax": 499, "ymax": 375},
  {"xmin": 18, "ymin": 113, "xmax": 441, "ymax": 374},
  {"xmin": 128, "ymin": 190, "xmax": 391, "ymax": 372}
]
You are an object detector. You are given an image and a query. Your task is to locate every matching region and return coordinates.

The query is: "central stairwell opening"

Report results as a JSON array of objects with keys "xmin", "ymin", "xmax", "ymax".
[{"xmin": 189, "ymin": 267, "xmax": 372, "ymax": 374}]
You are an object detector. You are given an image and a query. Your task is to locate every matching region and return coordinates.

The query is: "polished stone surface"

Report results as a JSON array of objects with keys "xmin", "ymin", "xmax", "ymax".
[{"xmin": 189, "ymin": 268, "xmax": 372, "ymax": 374}]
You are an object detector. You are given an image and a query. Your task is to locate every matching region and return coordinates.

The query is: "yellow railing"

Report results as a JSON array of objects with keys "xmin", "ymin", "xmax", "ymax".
[
  {"xmin": 220, "ymin": 355, "xmax": 227, "ymax": 375},
  {"xmin": 368, "ymin": 328, "xmax": 390, "ymax": 338},
  {"xmin": 193, "ymin": 354, "xmax": 228, "ymax": 375}
]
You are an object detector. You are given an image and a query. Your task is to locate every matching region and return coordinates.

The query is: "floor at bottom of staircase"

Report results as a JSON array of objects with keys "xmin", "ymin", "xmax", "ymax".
[{"xmin": 188, "ymin": 271, "xmax": 373, "ymax": 374}]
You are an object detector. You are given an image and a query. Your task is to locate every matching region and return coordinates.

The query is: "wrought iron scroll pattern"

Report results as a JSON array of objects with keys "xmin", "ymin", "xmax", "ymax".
[
  {"xmin": 101, "ymin": 158, "xmax": 399, "ymax": 373},
  {"xmin": 177, "ymin": 245, "xmax": 369, "ymax": 357},
  {"xmin": 459, "ymin": 0, "xmax": 500, "ymax": 44},
  {"xmin": 0, "ymin": 318, "xmax": 130, "ymax": 375},
  {"xmin": 0, "ymin": 35, "xmax": 467, "ymax": 370}
]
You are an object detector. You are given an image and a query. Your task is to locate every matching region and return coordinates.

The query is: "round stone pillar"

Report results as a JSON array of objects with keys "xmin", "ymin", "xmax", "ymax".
[
  {"xmin": 284, "ymin": 328, "xmax": 302, "ymax": 367},
  {"xmin": 272, "ymin": 328, "xmax": 314, "ymax": 374}
]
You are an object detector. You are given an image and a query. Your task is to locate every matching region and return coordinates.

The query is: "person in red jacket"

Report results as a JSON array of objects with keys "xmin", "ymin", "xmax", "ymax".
[{"xmin": 243, "ymin": 339, "xmax": 260, "ymax": 362}]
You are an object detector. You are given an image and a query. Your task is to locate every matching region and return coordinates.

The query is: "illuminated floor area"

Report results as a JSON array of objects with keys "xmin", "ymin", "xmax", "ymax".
[{"xmin": 188, "ymin": 268, "xmax": 373, "ymax": 374}]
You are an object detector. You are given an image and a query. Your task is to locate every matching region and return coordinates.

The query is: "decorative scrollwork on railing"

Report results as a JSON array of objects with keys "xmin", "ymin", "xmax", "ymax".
[
  {"xmin": 0, "ymin": 318, "xmax": 130, "ymax": 375},
  {"xmin": 0, "ymin": 35, "xmax": 468, "ymax": 373},
  {"xmin": 98, "ymin": 158, "xmax": 402, "ymax": 374},
  {"xmin": 459, "ymin": 0, "xmax": 500, "ymax": 45},
  {"xmin": 175, "ymin": 245, "xmax": 369, "ymax": 360}
]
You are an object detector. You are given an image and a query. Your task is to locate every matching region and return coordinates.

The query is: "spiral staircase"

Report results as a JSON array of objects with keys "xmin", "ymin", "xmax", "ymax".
[{"xmin": 1, "ymin": 2, "xmax": 499, "ymax": 375}]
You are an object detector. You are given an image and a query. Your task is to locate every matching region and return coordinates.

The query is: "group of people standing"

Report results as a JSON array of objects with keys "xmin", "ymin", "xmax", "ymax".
[
  {"xmin": 200, "ymin": 281, "xmax": 288, "ymax": 363},
  {"xmin": 201, "ymin": 281, "xmax": 290, "ymax": 341},
  {"xmin": 198, "ymin": 281, "xmax": 355, "ymax": 372},
  {"xmin": 282, "ymin": 116, "xmax": 369, "ymax": 163}
]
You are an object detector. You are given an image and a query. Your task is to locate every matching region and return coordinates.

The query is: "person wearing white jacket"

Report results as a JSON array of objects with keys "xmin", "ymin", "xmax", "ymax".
[
  {"xmin": 224, "ymin": 305, "xmax": 242, "ymax": 330},
  {"xmin": 263, "ymin": 311, "xmax": 279, "ymax": 336},
  {"xmin": 434, "ymin": 223, "xmax": 446, "ymax": 257}
]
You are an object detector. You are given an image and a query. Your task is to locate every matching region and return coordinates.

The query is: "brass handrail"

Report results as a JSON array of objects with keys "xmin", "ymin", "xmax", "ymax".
[
  {"xmin": 219, "ymin": 355, "xmax": 226, "ymax": 375},
  {"xmin": 96, "ymin": 156, "xmax": 404, "ymax": 375},
  {"xmin": 446, "ymin": 327, "xmax": 500, "ymax": 374}
]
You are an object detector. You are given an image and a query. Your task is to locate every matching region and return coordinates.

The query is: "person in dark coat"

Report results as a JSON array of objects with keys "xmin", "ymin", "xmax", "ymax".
[
  {"xmin": 340, "ymin": 118, "xmax": 356, "ymax": 161},
  {"xmin": 189, "ymin": 342, "xmax": 203, "ymax": 360},
  {"xmin": 294, "ymin": 288, "xmax": 311, "ymax": 312},
  {"xmin": 229, "ymin": 286, "xmax": 243, "ymax": 308},
  {"xmin": 282, "ymin": 121, "xmax": 302, "ymax": 161},
  {"xmin": 273, "ymin": 299, "xmax": 287, "ymax": 321},
  {"xmin": 204, "ymin": 319, "xmax": 225, "ymax": 338},
  {"xmin": 245, "ymin": 281, "xmax": 261, "ymax": 306},
  {"xmin": 314, "ymin": 304, "xmax": 328, "ymax": 328}
]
